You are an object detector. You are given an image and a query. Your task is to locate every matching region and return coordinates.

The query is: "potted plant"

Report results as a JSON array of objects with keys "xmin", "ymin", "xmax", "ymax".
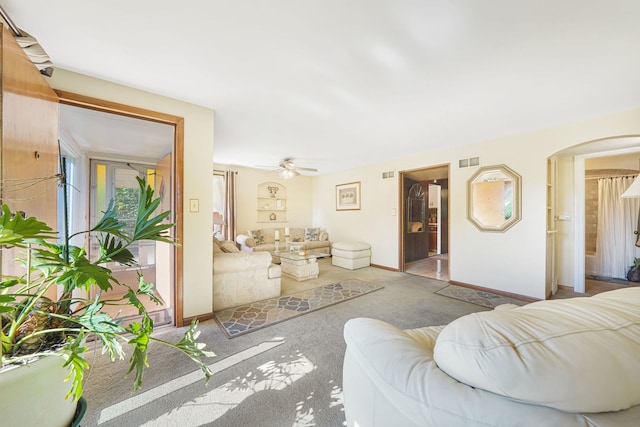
[
  {"xmin": 627, "ymin": 258, "xmax": 640, "ymax": 282},
  {"xmin": 0, "ymin": 177, "xmax": 214, "ymax": 426}
]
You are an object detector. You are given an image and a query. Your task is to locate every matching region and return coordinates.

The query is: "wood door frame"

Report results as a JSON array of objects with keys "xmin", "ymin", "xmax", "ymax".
[
  {"xmin": 54, "ymin": 90, "xmax": 186, "ymax": 326},
  {"xmin": 398, "ymin": 164, "xmax": 450, "ymax": 273}
]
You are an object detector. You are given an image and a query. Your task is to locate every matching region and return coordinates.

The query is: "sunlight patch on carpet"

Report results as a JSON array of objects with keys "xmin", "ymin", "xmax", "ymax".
[
  {"xmin": 435, "ymin": 284, "xmax": 528, "ymax": 309},
  {"xmin": 214, "ymin": 279, "xmax": 384, "ymax": 338},
  {"xmin": 97, "ymin": 337, "xmax": 285, "ymax": 424}
]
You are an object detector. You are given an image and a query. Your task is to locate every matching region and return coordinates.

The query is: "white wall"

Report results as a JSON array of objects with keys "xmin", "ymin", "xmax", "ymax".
[
  {"xmin": 314, "ymin": 108, "xmax": 640, "ymax": 299},
  {"xmin": 214, "ymin": 164, "xmax": 315, "ymax": 234},
  {"xmin": 48, "ymin": 69, "xmax": 215, "ymax": 319}
]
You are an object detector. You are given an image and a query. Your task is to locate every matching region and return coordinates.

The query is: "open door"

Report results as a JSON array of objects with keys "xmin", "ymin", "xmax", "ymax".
[{"xmin": 0, "ymin": 24, "xmax": 59, "ymax": 289}]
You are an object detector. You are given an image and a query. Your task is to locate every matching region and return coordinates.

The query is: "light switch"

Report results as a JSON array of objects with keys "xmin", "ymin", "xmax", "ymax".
[
  {"xmin": 189, "ymin": 199, "xmax": 199, "ymax": 212},
  {"xmin": 391, "ymin": 208, "xmax": 397, "ymax": 216}
]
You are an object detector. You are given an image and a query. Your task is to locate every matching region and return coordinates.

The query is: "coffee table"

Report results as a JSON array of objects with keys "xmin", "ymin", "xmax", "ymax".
[{"xmin": 272, "ymin": 250, "xmax": 331, "ymax": 281}]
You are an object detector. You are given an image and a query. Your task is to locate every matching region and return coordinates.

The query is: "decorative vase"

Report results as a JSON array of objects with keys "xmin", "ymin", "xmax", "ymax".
[{"xmin": 626, "ymin": 268, "xmax": 640, "ymax": 282}]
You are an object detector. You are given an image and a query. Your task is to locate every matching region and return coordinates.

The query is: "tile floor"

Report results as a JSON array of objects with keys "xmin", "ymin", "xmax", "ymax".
[{"xmin": 405, "ymin": 254, "xmax": 449, "ymax": 282}]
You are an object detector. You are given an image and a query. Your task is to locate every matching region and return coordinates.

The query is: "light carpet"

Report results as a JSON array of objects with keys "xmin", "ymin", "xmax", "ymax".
[
  {"xmin": 214, "ymin": 279, "xmax": 383, "ymax": 338},
  {"xmin": 436, "ymin": 284, "xmax": 529, "ymax": 308},
  {"xmin": 79, "ymin": 260, "xmax": 489, "ymax": 427}
]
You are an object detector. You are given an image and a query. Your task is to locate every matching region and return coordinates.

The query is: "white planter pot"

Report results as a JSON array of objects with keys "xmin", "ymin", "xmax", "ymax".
[{"xmin": 0, "ymin": 355, "xmax": 78, "ymax": 427}]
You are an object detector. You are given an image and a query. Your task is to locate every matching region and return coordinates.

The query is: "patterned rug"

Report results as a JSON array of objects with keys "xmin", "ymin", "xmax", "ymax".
[
  {"xmin": 435, "ymin": 284, "xmax": 528, "ymax": 309},
  {"xmin": 214, "ymin": 279, "xmax": 384, "ymax": 338}
]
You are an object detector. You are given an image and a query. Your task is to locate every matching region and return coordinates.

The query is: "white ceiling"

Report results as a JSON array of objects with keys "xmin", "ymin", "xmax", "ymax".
[
  {"xmin": 59, "ymin": 104, "xmax": 174, "ymax": 162},
  {"xmin": 4, "ymin": 1, "xmax": 640, "ymax": 175}
]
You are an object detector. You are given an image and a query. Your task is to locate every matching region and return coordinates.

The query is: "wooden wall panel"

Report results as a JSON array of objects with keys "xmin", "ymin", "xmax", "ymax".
[{"xmin": 0, "ymin": 24, "xmax": 59, "ymax": 279}]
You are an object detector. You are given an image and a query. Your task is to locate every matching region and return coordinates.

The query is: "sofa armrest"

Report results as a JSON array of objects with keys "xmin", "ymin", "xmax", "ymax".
[
  {"xmin": 236, "ymin": 234, "xmax": 256, "ymax": 251},
  {"xmin": 213, "ymin": 251, "xmax": 271, "ymax": 273}
]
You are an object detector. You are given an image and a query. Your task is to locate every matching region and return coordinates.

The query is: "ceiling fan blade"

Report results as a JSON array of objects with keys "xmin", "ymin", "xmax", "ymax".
[{"xmin": 296, "ymin": 167, "xmax": 318, "ymax": 172}]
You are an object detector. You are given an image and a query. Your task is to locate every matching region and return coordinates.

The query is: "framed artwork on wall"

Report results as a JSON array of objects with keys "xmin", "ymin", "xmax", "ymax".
[{"xmin": 336, "ymin": 181, "xmax": 361, "ymax": 210}]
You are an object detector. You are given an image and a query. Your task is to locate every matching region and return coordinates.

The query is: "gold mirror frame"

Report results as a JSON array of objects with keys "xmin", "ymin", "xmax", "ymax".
[{"xmin": 467, "ymin": 164, "xmax": 521, "ymax": 232}]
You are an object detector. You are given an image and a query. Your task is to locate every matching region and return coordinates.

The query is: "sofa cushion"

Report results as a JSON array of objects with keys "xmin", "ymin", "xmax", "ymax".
[
  {"xmin": 288, "ymin": 228, "xmax": 305, "ymax": 242},
  {"xmin": 248, "ymin": 229, "xmax": 265, "ymax": 245},
  {"xmin": 333, "ymin": 241, "xmax": 371, "ymax": 251},
  {"xmin": 213, "ymin": 237, "xmax": 223, "ymax": 253},
  {"xmin": 433, "ymin": 287, "xmax": 640, "ymax": 413},
  {"xmin": 219, "ymin": 241, "xmax": 239, "ymax": 253},
  {"xmin": 305, "ymin": 227, "xmax": 320, "ymax": 241}
]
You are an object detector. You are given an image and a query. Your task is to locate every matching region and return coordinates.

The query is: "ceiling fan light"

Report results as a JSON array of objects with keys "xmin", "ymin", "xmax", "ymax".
[{"xmin": 278, "ymin": 168, "xmax": 295, "ymax": 179}]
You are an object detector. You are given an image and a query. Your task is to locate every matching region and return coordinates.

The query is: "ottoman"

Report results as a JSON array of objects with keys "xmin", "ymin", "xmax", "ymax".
[{"xmin": 332, "ymin": 241, "xmax": 371, "ymax": 270}]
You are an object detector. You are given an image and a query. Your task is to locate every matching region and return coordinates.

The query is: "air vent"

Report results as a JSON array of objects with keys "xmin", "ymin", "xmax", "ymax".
[
  {"xmin": 459, "ymin": 157, "xmax": 480, "ymax": 168},
  {"xmin": 382, "ymin": 171, "xmax": 395, "ymax": 179}
]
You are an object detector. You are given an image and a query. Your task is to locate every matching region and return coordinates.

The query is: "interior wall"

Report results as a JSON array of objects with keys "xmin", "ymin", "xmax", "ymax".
[
  {"xmin": 314, "ymin": 108, "xmax": 640, "ymax": 299},
  {"xmin": 214, "ymin": 163, "xmax": 315, "ymax": 235},
  {"xmin": 46, "ymin": 69, "xmax": 215, "ymax": 319}
]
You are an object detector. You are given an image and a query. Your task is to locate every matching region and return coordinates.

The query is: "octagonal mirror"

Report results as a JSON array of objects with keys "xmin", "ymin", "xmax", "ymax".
[{"xmin": 467, "ymin": 164, "xmax": 521, "ymax": 232}]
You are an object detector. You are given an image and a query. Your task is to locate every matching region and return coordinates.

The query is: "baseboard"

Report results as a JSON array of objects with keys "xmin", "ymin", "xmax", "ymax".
[
  {"xmin": 370, "ymin": 263, "xmax": 398, "ymax": 272},
  {"xmin": 182, "ymin": 312, "xmax": 215, "ymax": 325},
  {"xmin": 449, "ymin": 280, "xmax": 539, "ymax": 302}
]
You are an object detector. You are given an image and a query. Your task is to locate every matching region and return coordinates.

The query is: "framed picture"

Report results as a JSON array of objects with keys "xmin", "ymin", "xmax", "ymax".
[{"xmin": 336, "ymin": 181, "xmax": 361, "ymax": 210}]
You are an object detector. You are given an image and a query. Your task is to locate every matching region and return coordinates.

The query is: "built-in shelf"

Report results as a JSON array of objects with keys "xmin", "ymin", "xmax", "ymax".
[{"xmin": 257, "ymin": 182, "xmax": 287, "ymax": 222}]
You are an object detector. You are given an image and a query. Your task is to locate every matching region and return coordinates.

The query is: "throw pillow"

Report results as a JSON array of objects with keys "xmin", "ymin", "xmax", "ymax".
[
  {"xmin": 213, "ymin": 237, "xmax": 223, "ymax": 253},
  {"xmin": 249, "ymin": 229, "xmax": 264, "ymax": 245},
  {"xmin": 219, "ymin": 241, "xmax": 240, "ymax": 253},
  {"xmin": 305, "ymin": 227, "xmax": 320, "ymax": 241}
]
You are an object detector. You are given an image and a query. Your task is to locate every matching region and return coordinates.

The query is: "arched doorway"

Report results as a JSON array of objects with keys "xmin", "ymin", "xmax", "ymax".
[{"xmin": 548, "ymin": 136, "xmax": 640, "ymax": 295}]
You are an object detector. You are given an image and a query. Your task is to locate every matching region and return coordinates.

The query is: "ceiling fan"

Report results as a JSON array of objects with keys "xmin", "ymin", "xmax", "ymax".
[{"xmin": 258, "ymin": 158, "xmax": 318, "ymax": 179}]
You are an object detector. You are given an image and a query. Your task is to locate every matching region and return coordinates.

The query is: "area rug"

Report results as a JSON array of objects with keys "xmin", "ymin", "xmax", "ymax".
[
  {"xmin": 435, "ymin": 284, "xmax": 528, "ymax": 309},
  {"xmin": 214, "ymin": 279, "xmax": 384, "ymax": 338}
]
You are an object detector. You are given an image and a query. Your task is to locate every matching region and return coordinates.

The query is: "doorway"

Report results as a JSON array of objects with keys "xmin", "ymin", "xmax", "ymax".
[
  {"xmin": 399, "ymin": 164, "xmax": 450, "ymax": 281},
  {"xmin": 56, "ymin": 90, "xmax": 186, "ymax": 326},
  {"xmin": 87, "ymin": 160, "xmax": 172, "ymax": 326},
  {"xmin": 549, "ymin": 137, "xmax": 640, "ymax": 295}
]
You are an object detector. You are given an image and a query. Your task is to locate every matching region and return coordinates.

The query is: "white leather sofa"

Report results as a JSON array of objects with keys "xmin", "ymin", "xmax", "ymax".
[
  {"xmin": 343, "ymin": 287, "xmax": 640, "ymax": 426},
  {"xmin": 213, "ymin": 239, "xmax": 281, "ymax": 311}
]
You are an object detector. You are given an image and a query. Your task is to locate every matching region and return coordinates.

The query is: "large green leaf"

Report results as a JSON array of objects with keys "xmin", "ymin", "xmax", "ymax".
[
  {"xmin": 56, "ymin": 258, "xmax": 116, "ymax": 293},
  {"xmin": 61, "ymin": 334, "xmax": 90, "ymax": 401},
  {"xmin": 131, "ymin": 177, "xmax": 174, "ymax": 244},
  {"xmin": 100, "ymin": 235, "xmax": 136, "ymax": 266},
  {"xmin": 0, "ymin": 204, "xmax": 56, "ymax": 247},
  {"xmin": 126, "ymin": 318, "xmax": 152, "ymax": 392},
  {"xmin": 90, "ymin": 199, "xmax": 128, "ymax": 239}
]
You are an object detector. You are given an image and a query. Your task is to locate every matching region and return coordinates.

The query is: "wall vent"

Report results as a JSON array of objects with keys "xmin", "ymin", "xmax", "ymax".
[
  {"xmin": 459, "ymin": 157, "xmax": 480, "ymax": 168},
  {"xmin": 382, "ymin": 171, "xmax": 395, "ymax": 179}
]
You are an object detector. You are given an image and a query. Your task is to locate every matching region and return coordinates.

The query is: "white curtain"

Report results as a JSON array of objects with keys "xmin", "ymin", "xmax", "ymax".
[{"xmin": 596, "ymin": 176, "xmax": 640, "ymax": 278}]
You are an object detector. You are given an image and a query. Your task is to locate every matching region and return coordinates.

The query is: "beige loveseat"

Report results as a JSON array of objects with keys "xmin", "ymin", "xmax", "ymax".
[
  {"xmin": 212, "ymin": 238, "xmax": 281, "ymax": 311},
  {"xmin": 343, "ymin": 287, "xmax": 640, "ymax": 426},
  {"xmin": 236, "ymin": 227, "xmax": 331, "ymax": 254}
]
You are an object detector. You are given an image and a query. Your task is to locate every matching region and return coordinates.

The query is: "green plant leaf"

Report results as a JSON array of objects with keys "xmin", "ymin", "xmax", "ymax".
[
  {"xmin": 0, "ymin": 279, "xmax": 20, "ymax": 290},
  {"xmin": 101, "ymin": 235, "xmax": 136, "ymax": 266},
  {"xmin": 91, "ymin": 199, "xmax": 128, "ymax": 239},
  {"xmin": 150, "ymin": 321, "xmax": 215, "ymax": 386},
  {"xmin": 56, "ymin": 258, "xmax": 116, "ymax": 293},
  {"xmin": 0, "ymin": 204, "xmax": 56, "ymax": 247},
  {"xmin": 126, "ymin": 318, "xmax": 152, "ymax": 392},
  {"xmin": 131, "ymin": 177, "xmax": 174, "ymax": 244},
  {"xmin": 61, "ymin": 334, "xmax": 90, "ymax": 401},
  {"xmin": 171, "ymin": 321, "xmax": 215, "ymax": 383}
]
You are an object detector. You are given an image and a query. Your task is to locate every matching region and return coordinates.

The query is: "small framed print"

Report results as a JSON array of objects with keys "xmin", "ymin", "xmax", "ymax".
[{"xmin": 336, "ymin": 182, "xmax": 361, "ymax": 211}]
